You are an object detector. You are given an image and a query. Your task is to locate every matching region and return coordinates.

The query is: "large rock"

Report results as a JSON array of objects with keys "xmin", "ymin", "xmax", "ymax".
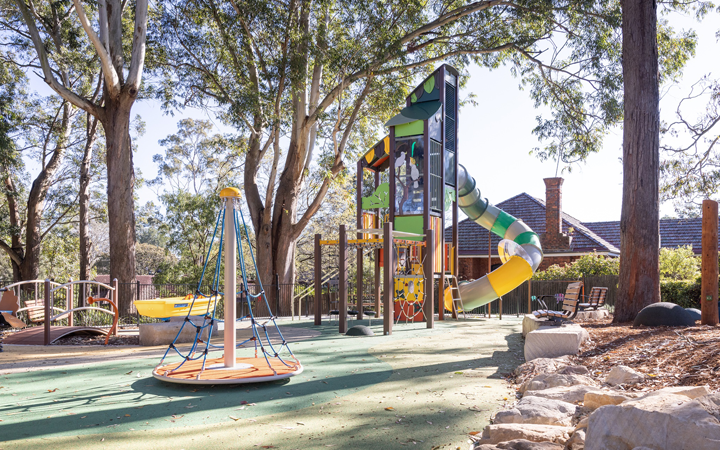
[
  {"xmin": 520, "ymin": 373, "xmax": 596, "ymax": 394},
  {"xmin": 585, "ymin": 393, "xmax": 720, "ymax": 450},
  {"xmin": 524, "ymin": 385, "xmax": 605, "ymax": 404},
  {"xmin": 477, "ymin": 424, "xmax": 574, "ymax": 446},
  {"xmin": 522, "ymin": 315, "xmax": 557, "ymax": 337},
  {"xmin": 494, "ymin": 396, "xmax": 579, "ymax": 426},
  {"xmin": 584, "ymin": 391, "xmax": 633, "ymax": 411},
  {"xmin": 642, "ymin": 385, "xmax": 711, "ymax": 400},
  {"xmin": 605, "ymin": 365, "xmax": 644, "ymax": 386},
  {"xmin": 345, "ymin": 325, "xmax": 374, "ymax": 336},
  {"xmin": 566, "ymin": 429, "xmax": 586, "ymax": 450},
  {"xmin": 474, "ymin": 440, "xmax": 564, "ymax": 450},
  {"xmin": 632, "ymin": 302, "xmax": 696, "ymax": 327},
  {"xmin": 574, "ymin": 309, "xmax": 610, "ymax": 321},
  {"xmin": 514, "ymin": 357, "xmax": 575, "ymax": 383},
  {"xmin": 524, "ymin": 325, "xmax": 589, "ymax": 361}
]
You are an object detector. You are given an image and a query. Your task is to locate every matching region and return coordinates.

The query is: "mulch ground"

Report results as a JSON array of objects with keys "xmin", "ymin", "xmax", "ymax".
[
  {"xmin": 0, "ymin": 328, "xmax": 139, "ymax": 346},
  {"xmin": 571, "ymin": 319, "xmax": 720, "ymax": 391}
]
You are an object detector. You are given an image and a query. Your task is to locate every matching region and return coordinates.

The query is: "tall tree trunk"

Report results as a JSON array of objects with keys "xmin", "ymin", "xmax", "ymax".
[
  {"xmin": 101, "ymin": 96, "xmax": 137, "ymax": 316},
  {"xmin": 615, "ymin": 0, "xmax": 661, "ymax": 323},
  {"xmin": 79, "ymin": 114, "xmax": 98, "ymax": 282}
]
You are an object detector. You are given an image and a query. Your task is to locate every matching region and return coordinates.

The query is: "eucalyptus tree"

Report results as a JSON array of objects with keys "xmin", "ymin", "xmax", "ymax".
[
  {"xmin": 7, "ymin": 0, "xmax": 148, "ymax": 313},
  {"xmin": 150, "ymin": 118, "xmax": 244, "ymax": 283}
]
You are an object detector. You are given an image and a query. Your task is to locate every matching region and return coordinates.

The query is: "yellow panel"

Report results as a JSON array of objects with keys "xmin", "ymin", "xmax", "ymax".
[
  {"xmin": 383, "ymin": 136, "xmax": 390, "ymax": 154},
  {"xmin": 394, "ymin": 277, "xmax": 424, "ymax": 303},
  {"xmin": 364, "ymin": 149, "xmax": 375, "ymax": 164},
  {"xmin": 219, "ymin": 187, "xmax": 241, "ymax": 198},
  {"xmin": 485, "ymin": 256, "xmax": 533, "ymax": 297},
  {"xmin": 134, "ymin": 296, "xmax": 220, "ymax": 318}
]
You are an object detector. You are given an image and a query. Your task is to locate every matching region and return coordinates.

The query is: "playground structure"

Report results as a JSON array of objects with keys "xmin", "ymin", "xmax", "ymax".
[
  {"xmin": 0, "ymin": 279, "xmax": 119, "ymax": 345},
  {"xmin": 152, "ymin": 187, "xmax": 303, "ymax": 384},
  {"xmin": 314, "ymin": 64, "xmax": 544, "ymax": 335}
]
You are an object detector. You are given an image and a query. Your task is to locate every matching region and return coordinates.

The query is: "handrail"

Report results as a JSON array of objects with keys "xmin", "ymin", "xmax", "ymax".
[
  {"xmin": 87, "ymin": 296, "xmax": 118, "ymax": 345},
  {"xmin": 50, "ymin": 279, "xmax": 116, "ymax": 293},
  {"xmin": 17, "ymin": 306, "xmax": 65, "ymax": 315},
  {"xmin": 2, "ymin": 280, "xmax": 61, "ymax": 290},
  {"xmin": 50, "ymin": 306, "xmax": 114, "ymax": 322}
]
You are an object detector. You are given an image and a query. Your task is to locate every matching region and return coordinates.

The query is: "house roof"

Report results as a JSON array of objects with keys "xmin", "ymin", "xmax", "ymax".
[
  {"xmin": 585, "ymin": 217, "xmax": 709, "ymax": 254},
  {"xmin": 445, "ymin": 192, "xmax": 620, "ymax": 256}
]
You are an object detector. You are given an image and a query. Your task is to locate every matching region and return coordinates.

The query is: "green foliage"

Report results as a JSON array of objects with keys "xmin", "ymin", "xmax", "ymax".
[
  {"xmin": 533, "ymin": 253, "xmax": 619, "ymax": 280},
  {"xmin": 660, "ymin": 277, "xmax": 703, "ymax": 308},
  {"xmin": 136, "ymin": 243, "xmax": 176, "ymax": 275},
  {"xmin": 39, "ymin": 225, "xmax": 79, "ymax": 281},
  {"xmin": 659, "ymin": 245, "xmax": 701, "ymax": 280}
]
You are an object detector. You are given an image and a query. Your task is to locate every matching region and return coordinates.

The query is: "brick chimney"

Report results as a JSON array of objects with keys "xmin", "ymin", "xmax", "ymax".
[{"xmin": 542, "ymin": 177, "xmax": 572, "ymax": 250}]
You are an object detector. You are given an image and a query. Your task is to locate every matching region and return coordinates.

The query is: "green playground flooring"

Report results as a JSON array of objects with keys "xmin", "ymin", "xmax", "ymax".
[{"xmin": 0, "ymin": 317, "xmax": 524, "ymax": 449}]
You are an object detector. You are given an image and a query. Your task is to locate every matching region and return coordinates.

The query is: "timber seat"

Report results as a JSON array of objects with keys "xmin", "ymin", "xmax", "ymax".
[
  {"xmin": 532, "ymin": 281, "xmax": 583, "ymax": 323},
  {"xmin": 579, "ymin": 287, "xmax": 608, "ymax": 310},
  {"xmin": 22, "ymin": 299, "xmax": 47, "ymax": 324}
]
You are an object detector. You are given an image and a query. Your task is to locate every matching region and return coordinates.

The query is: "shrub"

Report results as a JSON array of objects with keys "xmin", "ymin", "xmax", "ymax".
[
  {"xmin": 660, "ymin": 277, "xmax": 702, "ymax": 309},
  {"xmin": 533, "ymin": 253, "xmax": 619, "ymax": 280},
  {"xmin": 659, "ymin": 246, "xmax": 700, "ymax": 280}
]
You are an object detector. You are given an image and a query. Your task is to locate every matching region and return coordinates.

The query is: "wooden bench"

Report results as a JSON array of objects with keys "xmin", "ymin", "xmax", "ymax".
[
  {"xmin": 579, "ymin": 287, "xmax": 608, "ymax": 310},
  {"xmin": 532, "ymin": 281, "xmax": 583, "ymax": 323},
  {"xmin": 23, "ymin": 299, "xmax": 47, "ymax": 323}
]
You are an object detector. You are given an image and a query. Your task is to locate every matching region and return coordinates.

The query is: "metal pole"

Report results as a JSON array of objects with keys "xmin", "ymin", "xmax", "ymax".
[
  {"xmin": 112, "ymin": 278, "xmax": 119, "ymax": 335},
  {"xmin": 528, "ymin": 279, "xmax": 532, "ymax": 314},
  {"xmin": 221, "ymin": 190, "xmax": 239, "ymax": 368},
  {"xmin": 275, "ymin": 273, "xmax": 281, "ymax": 318},
  {"xmin": 383, "ymin": 221, "xmax": 393, "ymax": 335},
  {"xmin": 44, "ymin": 279, "xmax": 51, "ymax": 345},
  {"xmin": 339, "ymin": 225, "xmax": 348, "ymax": 334},
  {"xmin": 424, "ymin": 228, "xmax": 434, "ymax": 329},
  {"xmin": 314, "ymin": 233, "xmax": 322, "ymax": 325}
]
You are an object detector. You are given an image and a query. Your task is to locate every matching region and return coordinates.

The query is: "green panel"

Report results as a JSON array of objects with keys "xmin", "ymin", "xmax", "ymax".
[
  {"xmin": 514, "ymin": 231, "xmax": 541, "ymax": 248},
  {"xmin": 395, "ymin": 120, "xmax": 424, "ymax": 137},
  {"xmin": 361, "ymin": 183, "xmax": 389, "ymax": 210},
  {"xmin": 411, "ymin": 92, "xmax": 417, "ymax": 103},
  {"xmin": 490, "ymin": 210, "xmax": 516, "ymax": 237},
  {"xmin": 394, "ymin": 215, "xmax": 424, "ymax": 242},
  {"xmin": 444, "ymin": 186, "xmax": 456, "ymax": 211},
  {"xmin": 424, "ymin": 76, "xmax": 435, "ymax": 93}
]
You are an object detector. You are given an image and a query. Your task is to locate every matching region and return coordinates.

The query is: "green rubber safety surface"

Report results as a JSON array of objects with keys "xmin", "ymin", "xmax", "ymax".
[{"xmin": 0, "ymin": 318, "xmax": 525, "ymax": 449}]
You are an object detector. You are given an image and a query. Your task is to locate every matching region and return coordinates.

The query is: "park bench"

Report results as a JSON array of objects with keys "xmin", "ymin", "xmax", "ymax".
[
  {"xmin": 579, "ymin": 286, "xmax": 608, "ymax": 310},
  {"xmin": 532, "ymin": 281, "xmax": 583, "ymax": 323}
]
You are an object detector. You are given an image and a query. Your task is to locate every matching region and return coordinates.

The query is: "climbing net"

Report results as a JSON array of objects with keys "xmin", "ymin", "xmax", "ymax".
[
  {"xmin": 155, "ymin": 197, "xmax": 301, "ymax": 382},
  {"xmin": 392, "ymin": 240, "xmax": 426, "ymax": 324}
]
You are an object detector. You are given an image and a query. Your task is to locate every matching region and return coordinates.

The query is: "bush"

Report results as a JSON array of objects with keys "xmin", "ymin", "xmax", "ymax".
[
  {"xmin": 660, "ymin": 277, "xmax": 702, "ymax": 309},
  {"xmin": 533, "ymin": 253, "xmax": 619, "ymax": 280},
  {"xmin": 659, "ymin": 246, "xmax": 700, "ymax": 280}
]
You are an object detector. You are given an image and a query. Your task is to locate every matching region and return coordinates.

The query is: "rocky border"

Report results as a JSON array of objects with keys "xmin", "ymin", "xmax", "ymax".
[{"xmin": 470, "ymin": 356, "xmax": 720, "ymax": 450}]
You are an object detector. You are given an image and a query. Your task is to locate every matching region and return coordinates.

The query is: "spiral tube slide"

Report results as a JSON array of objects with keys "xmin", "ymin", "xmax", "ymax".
[{"xmin": 455, "ymin": 164, "xmax": 544, "ymax": 310}]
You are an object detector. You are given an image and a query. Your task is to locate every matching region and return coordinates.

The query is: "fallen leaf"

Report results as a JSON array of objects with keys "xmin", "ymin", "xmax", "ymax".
[
  {"xmin": 229, "ymin": 416, "xmax": 241, "ymax": 421},
  {"xmin": 297, "ymin": 422, "xmax": 305, "ymax": 425},
  {"xmin": 384, "ymin": 407, "xmax": 394, "ymax": 411},
  {"xmin": 124, "ymin": 414, "xmax": 131, "ymax": 417},
  {"xmin": 47, "ymin": 389, "xmax": 58, "ymax": 393},
  {"xmin": 454, "ymin": 371, "xmax": 463, "ymax": 375},
  {"xmin": 125, "ymin": 371, "xmax": 133, "ymax": 375},
  {"xmin": 469, "ymin": 431, "xmax": 482, "ymax": 436}
]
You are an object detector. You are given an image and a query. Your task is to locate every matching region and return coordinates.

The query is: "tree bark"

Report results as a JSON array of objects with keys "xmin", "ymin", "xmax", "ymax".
[
  {"xmin": 79, "ymin": 113, "xmax": 99, "ymax": 282},
  {"xmin": 101, "ymin": 95, "xmax": 137, "ymax": 316},
  {"xmin": 615, "ymin": 0, "xmax": 661, "ymax": 323}
]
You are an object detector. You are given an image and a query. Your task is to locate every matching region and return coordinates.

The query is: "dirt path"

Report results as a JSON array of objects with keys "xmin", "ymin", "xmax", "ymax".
[{"xmin": 0, "ymin": 318, "xmax": 523, "ymax": 450}]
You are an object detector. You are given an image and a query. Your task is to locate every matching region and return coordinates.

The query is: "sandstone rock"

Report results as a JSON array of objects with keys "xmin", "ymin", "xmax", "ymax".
[
  {"xmin": 524, "ymin": 326, "xmax": 590, "ymax": 361},
  {"xmin": 557, "ymin": 365, "xmax": 589, "ymax": 376},
  {"xmin": 641, "ymin": 385, "xmax": 711, "ymax": 400},
  {"xmin": 585, "ymin": 393, "xmax": 720, "ymax": 450},
  {"xmin": 574, "ymin": 309, "xmax": 610, "ymax": 321},
  {"xmin": 574, "ymin": 416, "xmax": 589, "ymax": 431},
  {"xmin": 478, "ymin": 424, "xmax": 574, "ymax": 446},
  {"xmin": 474, "ymin": 439, "xmax": 564, "ymax": 450},
  {"xmin": 514, "ymin": 356, "xmax": 574, "ymax": 382},
  {"xmin": 604, "ymin": 365, "xmax": 644, "ymax": 386},
  {"xmin": 520, "ymin": 373, "xmax": 596, "ymax": 394},
  {"xmin": 565, "ymin": 429, "xmax": 585, "ymax": 450},
  {"xmin": 494, "ymin": 397, "xmax": 579, "ymax": 426},
  {"xmin": 524, "ymin": 385, "xmax": 604, "ymax": 404},
  {"xmin": 583, "ymin": 391, "xmax": 632, "ymax": 411}
]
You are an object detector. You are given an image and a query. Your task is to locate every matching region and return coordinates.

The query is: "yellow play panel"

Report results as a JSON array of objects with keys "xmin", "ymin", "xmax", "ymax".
[{"xmin": 134, "ymin": 295, "xmax": 220, "ymax": 318}]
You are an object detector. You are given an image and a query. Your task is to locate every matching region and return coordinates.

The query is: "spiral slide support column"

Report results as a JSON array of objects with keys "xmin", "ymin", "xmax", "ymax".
[{"xmin": 456, "ymin": 165, "xmax": 544, "ymax": 310}]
